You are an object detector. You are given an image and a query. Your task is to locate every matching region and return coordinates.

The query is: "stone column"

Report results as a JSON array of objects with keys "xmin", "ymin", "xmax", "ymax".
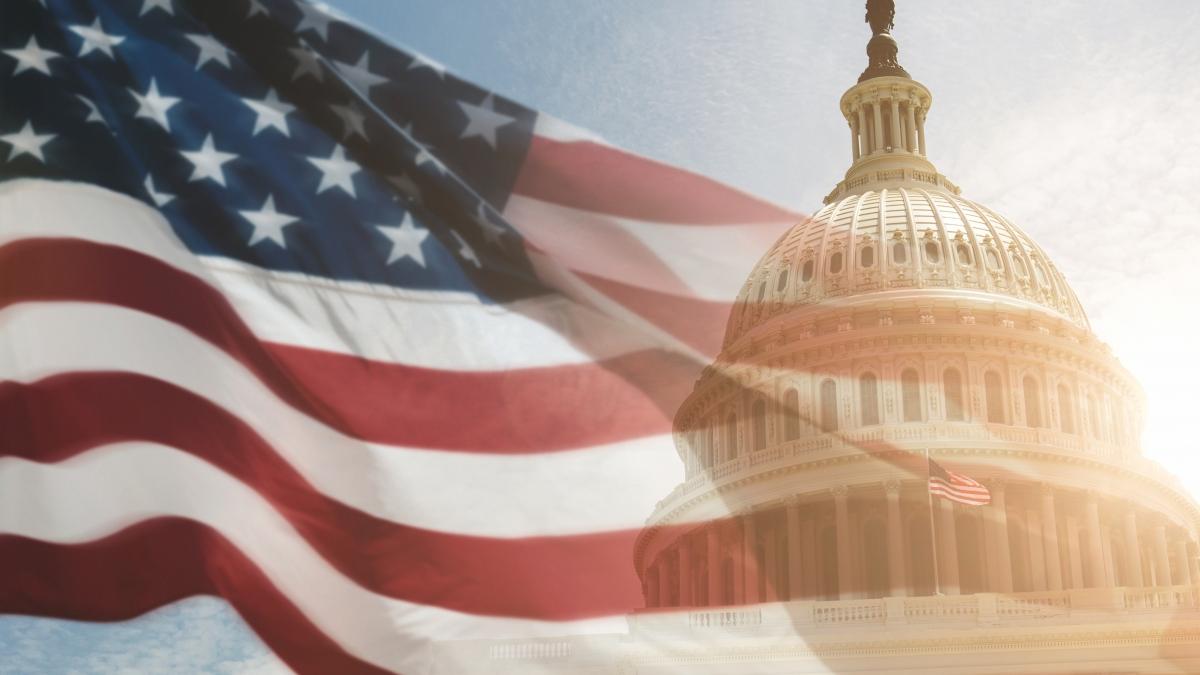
[
  {"xmin": 657, "ymin": 557, "xmax": 671, "ymax": 607},
  {"xmin": 889, "ymin": 97, "xmax": 902, "ymax": 151},
  {"xmin": 916, "ymin": 109, "xmax": 927, "ymax": 156},
  {"xmin": 856, "ymin": 105, "xmax": 869, "ymax": 155},
  {"xmin": 646, "ymin": 561, "xmax": 660, "ymax": 608},
  {"xmin": 1154, "ymin": 523, "xmax": 1173, "ymax": 587},
  {"xmin": 986, "ymin": 480, "xmax": 1014, "ymax": 593},
  {"xmin": 764, "ymin": 526, "xmax": 779, "ymax": 602},
  {"xmin": 1026, "ymin": 509, "xmax": 1048, "ymax": 592},
  {"xmin": 706, "ymin": 526, "xmax": 721, "ymax": 606},
  {"xmin": 733, "ymin": 523, "xmax": 745, "ymax": 603},
  {"xmin": 1190, "ymin": 542, "xmax": 1200, "ymax": 585},
  {"xmin": 833, "ymin": 486, "xmax": 853, "ymax": 599},
  {"xmin": 905, "ymin": 102, "xmax": 918, "ymax": 152},
  {"xmin": 743, "ymin": 510, "xmax": 760, "ymax": 604},
  {"xmin": 885, "ymin": 480, "xmax": 907, "ymax": 596},
  {"xmin": 786, "ymin": 498, "xmax": 804, "ymax": 600},
  {"xmin": 1084, "ymin": 493, "xmax": 1107, "ymax": 587},
  {"xmin": 1122, "ymin": 511, "xmax": 1144, "ymax": 587},
  {"xmin": 871, "ymin": 100, "xmax": 885, "ymax": 156},
  {"xmin": 1177, "ymin": 539, "xmax": 1193, "ymax": 586},
  {"xmin": 850, "ymin": 119, "xmax": 861, "ymax": 160},
  {"xmin": 938, "ymin": 498, "xmax": 961, "ymax": 594},
  {"xmin": 678, "ymin": 539, "xmax": 693, "ymax": 607},
  {"xmin": 1040, "ymin": 485, "xmax": 1064, "ymax": 591}
]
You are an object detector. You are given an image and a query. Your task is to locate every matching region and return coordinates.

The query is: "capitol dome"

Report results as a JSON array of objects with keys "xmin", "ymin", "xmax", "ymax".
[
  {"xmin": 626, "ymin": 6, "xmax": 1200, "ymax": 672},
  {"xmin": 726, "ymin": 185, "xmax": 1089, "ymax": 348}
]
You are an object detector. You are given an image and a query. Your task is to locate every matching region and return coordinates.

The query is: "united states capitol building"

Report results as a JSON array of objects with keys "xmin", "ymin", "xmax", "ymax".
[{"xmin": 436, "ymin": 5, "xmax": 1200, "ymax": 673}]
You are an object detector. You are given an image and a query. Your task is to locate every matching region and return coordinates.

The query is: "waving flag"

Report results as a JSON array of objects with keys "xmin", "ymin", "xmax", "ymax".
[
  {"xmin": 0, "ymin": 0, "xmax": 799, "ymax": 673},
  {"xmin": 928, "ymin": 457, "xmax": 991, "ymax": 507}
]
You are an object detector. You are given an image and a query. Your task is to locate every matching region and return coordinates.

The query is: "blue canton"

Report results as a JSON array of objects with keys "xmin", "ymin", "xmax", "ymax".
[{"xmin": 0, "ymin": 0, "xmax": 543, "ymax": 302}]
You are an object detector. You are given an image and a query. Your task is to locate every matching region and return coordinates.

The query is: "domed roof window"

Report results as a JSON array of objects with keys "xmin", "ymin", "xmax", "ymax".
[
  {"xmin": 776, "ymin": 268, "xmax": 790, "ymax": 291},
  {"xmin": 985, "ymin": 247, "xmax": 1002, "ymax": 269},
  {"xmin": 801, "ymin": 259, "xmax": 815, "ymax": 282},
  {"xmin": 756, "ymin": 281, "xmax": 767, "ymax": 302},
  {"xmin": 1012, "ymin": 254, "xmax": 1028, "ymax": 278},
  {"xmin": 892, "ymin": 240, "xmax": 909, "ymax": 265},
  {"xmin": 924, "ymin": 240, "xmax": 941, "ymax": 264},
  {"xmin": 955, "ymin": 241, "xmax": 973, "ymax": 266},
  {"xmin": 1033, "ymin": 260, "xmax": 1049, "ymax": 286},
  {"xmin": 860, "ymin": 244, "xmax": 876, "ymax": 268},
  {"xmin": 829, "ymin": 251, "xmax": 845, "ymax": 275}
]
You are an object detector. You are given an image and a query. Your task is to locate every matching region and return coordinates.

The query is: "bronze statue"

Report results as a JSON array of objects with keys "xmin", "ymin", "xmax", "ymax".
[{"xmin": 866, "ymin": 0, "xmax": 895, "ymax": 35}]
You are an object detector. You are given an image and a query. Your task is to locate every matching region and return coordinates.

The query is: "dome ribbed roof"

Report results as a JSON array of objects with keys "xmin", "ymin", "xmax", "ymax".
[{"xmin": 726, "ymin": 187, "xmax": 1088, "ymax": 344}]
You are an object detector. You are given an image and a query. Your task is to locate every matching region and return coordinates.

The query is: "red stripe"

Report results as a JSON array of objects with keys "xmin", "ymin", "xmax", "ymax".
[
  {"xmin": 0, "ymin": 518, "xmax": 391, "ymax": 675},
  {"xmin": 0, "ymin": 373, "xmax": 678, "ymax": 620},
  {"xmin": 514, "ymin": 135, "xmax": 799, "ymax": 225},
  {"xmin": 0, "ymin": 238, "xmax": 697, "ymax": 453},
  {"xmin": 576, "ymin": 271, "xmax": 733, "ymax": 358}
]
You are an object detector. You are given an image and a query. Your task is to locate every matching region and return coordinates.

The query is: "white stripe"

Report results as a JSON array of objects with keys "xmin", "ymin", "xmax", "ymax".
[
  {"xmin": 0, "ymin": 445, "xmax": 630, "ymax": 674},
  {"xmin": 0, "ymin": 302, "xmax": 684, "ymax": 538},
  {"xmin": 504, "ymin": 193, "xmax": 790, "ymax": 302},
  {"xmin": 0, "ymin": 179, "xmax": 662, "ymax": 370}
]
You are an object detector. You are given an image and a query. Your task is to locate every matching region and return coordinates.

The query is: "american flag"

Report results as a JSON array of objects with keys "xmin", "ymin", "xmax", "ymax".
[
  {"xmin": 927, "ymin": 457, "xmax": 991, "ymax": 507},
  {"xmin": 0, "ymin": 0, "xmax": 798, "ymax": 673}
]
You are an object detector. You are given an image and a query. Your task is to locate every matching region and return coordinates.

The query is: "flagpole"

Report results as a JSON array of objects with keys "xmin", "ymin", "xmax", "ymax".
[{"xmin": 926, "ymin": 447, "xmax": 942, "ymax": 596}]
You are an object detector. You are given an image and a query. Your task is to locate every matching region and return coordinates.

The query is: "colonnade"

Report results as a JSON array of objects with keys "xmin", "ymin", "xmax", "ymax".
[
  {"xmin": 848, "ymin": 94, "xmax": 926, "ymax": 160},
  {"xmin": 644, "ymin": 480, "xmax": 1200, "ymax": 608}
]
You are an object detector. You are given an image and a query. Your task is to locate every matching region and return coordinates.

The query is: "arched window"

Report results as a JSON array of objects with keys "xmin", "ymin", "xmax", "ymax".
[
  {"xmin": 985, "ymin": 371, "xmax": 1006, "ymax": 423},
  {"xmin": 955, "ymin": 242, "xmax": 973, "ymax": 266},
  {"xmin": 892, "ymin": 240, "xmax": 909, "ymax": 265},
  {"xmin": 1012, "ymin": 255, "xmax": 1029, "ymax": 278},
  {"xmin": 783, "ymin": 388, "xmax": 800, "ymax": 440},
  {"xmin": 944, "ymin": 368, "xmax": 965, "ymax": 421},
  {"xmin": 1033, "ymin": 261, "xmax": 1049, "ymax": 286},
  {"xmin": 751, "ymin": 399, "xmax": 767, "ymax": 451},
  {"xmin": 801, "ymin": 259, "xmax": 815, "ymax": 282},
  {"xmin": 828, "ymin": 251, "xmax": 844, "ymax": 274},
  {"xmin": 901, "ymin": 368, "xmax": 922, "ymax": 422},
  {"xmin": 820, "ymin": 379, "xmax": 838, "ymax": 432},
  {"xmin": 859, "ymin": 245, "xmax": 875, "ymax": 268},
  {"xmin": 1057, "ymin": 383, "xmax": 1076, "ymax": 434},
  {"xmin": 1023, "ymin": 376, "xmax": 1042, "ymax": 428},
  {"xmin": 985, "ymin": 247, "xmax": 1002, "ymax": 269},
  {"xmin": 776, "ymin": 268, "xmax": 789, "ymax": 291},
  {"xmin": 924, "ymin": 240, "xmax": 942, "ymax": 264},
  {"xmin": 725, "ymin": 412, "xmax": 738, "ymax": 460},
  {"xmin": 859, "ymin": 373, "xmax": 880, "ymax": 426},
  {"xmin": 756, "ymin": 282, "xmax": 767, "ymax": 303}
]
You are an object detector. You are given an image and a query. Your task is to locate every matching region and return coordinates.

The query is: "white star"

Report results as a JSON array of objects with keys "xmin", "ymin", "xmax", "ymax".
[
  {"xmin": 240, "ymin": 194, "xmax": 299, "ymax": 247},
  {"xmin": 330, "ymin": 102, "xmax": 367, "ymax": 140},
  {"xmin": 331, "ymin": 51, "xmax": 386, "ymax": 93},
  {"xmin": 475, "ymin": 203, "xmax": 507, "ymax": 244},
  {"xmin": 246, "ymin": 0, "xmax": 269, "ymax": 18},
  {"xmin": 242, "ymin": 89, "xmax": 294, "ymax": 136},
  {"xmin": 457, "ymin": 95, "xmax": 516, "ymax": 149},
  {"xmin": 1, "ymin": 122, "xmax": 55, "ymax": 163},
  {"xmin": 180, "ymin": 134, "xmax": 238, "ymax": 186},
  {"xmin": 140, "ymin": 0, "xmax": 174, "ymax": 16},
  {"xmin": 294, "ymin": 2, "xmax": 335, "ymax": 40},
  {"xmin": 143, "ymin": 175, "xmax": 174, "ymax": 207},
  {"xmin": 387, "ymin": 173, "xmax": 421, "ymax": 203},
  {"xmin": 376, "ymin": 213, "xmax": 429, "ymax": 266},
  {"xmin": 185, "ymin": 33, "xmax": 232, "ymax": 70},
  {"xmin": 3, "ymin": 36, "xmax": 61, "ymax": 76},
  {"xmin": 407, "ymin": 51, "xmax": 446, "ymax": 79},
  {"xmin": 69, "ymin": 18, "xmax": 126, "ymax": 59},
  {"xmin": 129, "ymin": 78, "xmax": 180, "ymax": 132},
  {"xmin": 289, "ymin": 46, "xmax": 324, "ymax": 81},
  {"xmin": 451, "ymin": 231, "xmax": 481, "ymax": 268},
  {"xmin": 75, "ymin": 94, "xmax": 105, "ymax": 124},
  {"xmin": 306, "ymin": 144, "xmax": 359, "ymax": 196}
]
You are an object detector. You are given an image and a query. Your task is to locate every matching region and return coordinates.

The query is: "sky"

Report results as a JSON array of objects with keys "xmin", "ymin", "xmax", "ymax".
[{"xmin": 5, "ymin": 1, "xmax": 1200, "ymax": 672}]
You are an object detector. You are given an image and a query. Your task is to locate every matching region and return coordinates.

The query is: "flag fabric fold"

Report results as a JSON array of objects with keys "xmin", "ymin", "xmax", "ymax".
[{"xmin": 0, "ymin": 0, "xmax": 801, "ymax": 673}]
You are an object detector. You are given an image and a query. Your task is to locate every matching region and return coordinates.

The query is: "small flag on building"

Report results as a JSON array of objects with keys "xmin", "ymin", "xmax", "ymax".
[{"xmin": 928, "ymin": 458, "xmax": 991, "ymax": 506}]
